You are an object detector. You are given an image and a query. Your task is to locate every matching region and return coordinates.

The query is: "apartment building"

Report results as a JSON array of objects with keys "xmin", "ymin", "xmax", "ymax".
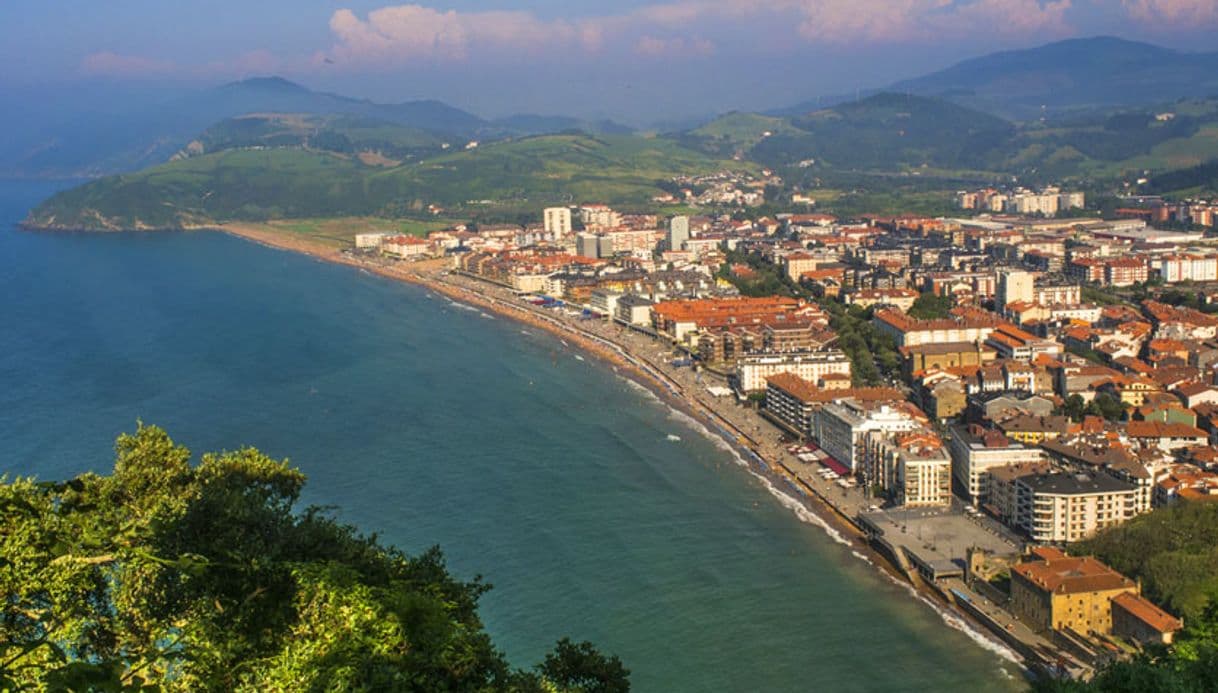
[
  {"xmin": 543, "ymin": 207, "xmax": 573, "ymax": 236},
  {"xmin": 816, "ymin": 400, "xmax": 920, "ymax": 473},
  {"xmin": 948, "ymin": 423, "xmax": 1045, "ymax": 504},
  {"xmin": 738, "ymin": 350, "xmax": 851, "ymax": 393},
  {"xmin": 873, "ymin": 309, "xmax": 1002, "ymax": 348},
  {"xmin": 864, "ymin": 430, "xmax": 952, "ymax": 507},
  {"xmin": 1017, "ymin": 472, "xmax": 1142, "ymax": 543}
]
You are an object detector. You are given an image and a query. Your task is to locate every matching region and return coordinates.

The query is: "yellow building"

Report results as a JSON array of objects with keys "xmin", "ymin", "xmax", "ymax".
[
  {"xmin": 1009, "ymin": 549, "xmax": 1183, "ymax": 645},
  {"xmin": 1011, "ymin": 549, "xmax": 1135, "ymax": 635},
  {"xmin": 995, "ymin": 414, "xmax": 1073, "ymax": 446}
]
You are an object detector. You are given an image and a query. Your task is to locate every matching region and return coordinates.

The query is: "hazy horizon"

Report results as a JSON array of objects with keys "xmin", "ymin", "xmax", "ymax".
[{"xmin": 2, "ymin": 2, "xmax": 1218, "ymax": 123}]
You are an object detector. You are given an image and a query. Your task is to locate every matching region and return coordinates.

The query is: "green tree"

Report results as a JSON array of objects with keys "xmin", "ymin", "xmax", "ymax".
[
  {"xmin": 906, "ymin": 292, "xmax": 954, "ymax": 320},
  {"xmin": 0, "ymin": 424, "xmax": 627, "ymax": 692},
  {"xmin": 1084, "ymin": 393, "xmax": 1127, "ymax": 422},
  {"xmin": 1061, "ymin": 394, "xmax": 1086, "ymax": 422},
  {"xmin": 539, "ymin": 639, "xmax": 630, "ymax": 693}
]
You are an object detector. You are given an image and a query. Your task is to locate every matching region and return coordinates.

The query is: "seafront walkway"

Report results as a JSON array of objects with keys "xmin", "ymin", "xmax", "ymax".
[
  {"xmin": 369, "ymin": 261, "xmax": 1059, "ymax": 673},
  {"xmin": 201, "ymin": 234, "xmax": 1081, "ymax": 678},
  {"xmin": 433, "ymin": 270, "xmax": 961, "ymax": 541}
]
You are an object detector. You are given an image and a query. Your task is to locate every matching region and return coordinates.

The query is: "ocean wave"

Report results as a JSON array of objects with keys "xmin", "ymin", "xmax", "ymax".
[
  {"xmin": 446, "ymin": 299, "xmax": 480, "ymax": 312},
  {"xmin": 659, "ymin": 403, "xmax": 854, "ymax": 549},
  {"xmin": 615, "ymin": 369, "xmax": 1023, "ymax": 669},
  {"xmin": 884, "ymin": 570, "xmax": 1023, "ymax": 666}
]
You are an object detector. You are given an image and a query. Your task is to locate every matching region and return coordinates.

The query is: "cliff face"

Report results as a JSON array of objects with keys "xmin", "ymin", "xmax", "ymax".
[{"xmin": 23, "ymin": 202, "xmax": 200, "ymax": 232}]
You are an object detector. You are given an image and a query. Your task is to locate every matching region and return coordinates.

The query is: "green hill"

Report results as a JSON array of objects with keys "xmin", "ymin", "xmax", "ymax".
[
  {"xmin": 688, "ymin": 92, "xmax": 1218, "ymax": 185},
  {"xmin": 1, "ymin": 77, "xmax": 490, "ymax": 178},
  {"xmin": 25, "ymin": 134, "xmax": 748, "ymax": 231},
  {"xmin": 676, "ymin": 112, "xmax": 803, "ymax": 159},
  {"xmin": 180, "ymin": 113, "xmax": 449, "ymax": 164},
  {"xmin": 743, "ymin": 92, "xmax": 1015, "ymax": 171},
  {"xmin": 890, "ymin": 36, "xmax": 1218, "ymax": 121}
]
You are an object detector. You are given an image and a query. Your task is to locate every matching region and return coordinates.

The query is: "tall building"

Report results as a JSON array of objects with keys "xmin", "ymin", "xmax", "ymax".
[
  {"xmin": 737, "ymin": 351, "xmax": 851, "ymax": 393},
  {"xmin": 864, "ymin": 429, "xmax": 952, "ymax": 507},
  {"xmin": 576, "ymin": 233, "xmax": 601, "ymax": 259},
  {"xmin": 667, "ymin": 215, "xmax": 690, "ymax": 252},
  {"xmin": 1016, "ymin": 473, "xmax": 1142, "ymax": 543},
  {"xmin": 948, "ymin": 423, "xmax": 1044, "ymax": 503},
  {"xmin": 815, "ymin": 400, "xmax": 919, "ymax": 473},
  {"xmin": 997, "ymin": 269, "xmax": 1034, "ymax": 309},
  {"xmin": 543, "ymin": 207, "xmax": 572, "ymax": 236}
]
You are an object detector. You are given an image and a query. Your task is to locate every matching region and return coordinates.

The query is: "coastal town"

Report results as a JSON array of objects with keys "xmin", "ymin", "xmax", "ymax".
[{"xmin": 337, "ymin": 188, "xmax": 1218, "ymax": 681}]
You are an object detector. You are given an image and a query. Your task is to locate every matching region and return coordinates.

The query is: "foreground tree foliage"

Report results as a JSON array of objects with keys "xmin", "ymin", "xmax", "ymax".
[{"xmin": 0, "ymin": 425, "xmax": 629, "ymax": 691}]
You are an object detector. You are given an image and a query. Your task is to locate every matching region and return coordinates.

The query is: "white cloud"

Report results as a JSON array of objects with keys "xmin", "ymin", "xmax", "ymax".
[
  {"xmin": 1121, "ymin": 0, "xmax": 1218, "ymax": 24},
  {"xmin": 322, "ymin": 1, "xmax": 1077, "ymax": 67},
  {"xmin": 326, "ymin": 5, "xmax": 589, "ymax": 64}
]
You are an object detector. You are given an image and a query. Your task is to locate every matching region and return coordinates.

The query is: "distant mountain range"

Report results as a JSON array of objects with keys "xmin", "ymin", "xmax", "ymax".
[
  {"xmin": 0, "ymin": 77, "xmax": 633, "ymax": 178},
  {"xmin": 9, "ymin": 36, "xmax": 1217, "ymax": 180},
  {"xmin": 893, "ymin": 37, "xmax": 1218, "ymax": 120},
  {"xmin": 688, "ymin": 89, "xmax": 1218, "ymax": 183},
  {"xmin": 775, "ymin": 37, "xmax": 1218, "ymax": 121},
  {"xmin": 18, "ymin": 35, "xmax": 1218, "ymax": 229}
]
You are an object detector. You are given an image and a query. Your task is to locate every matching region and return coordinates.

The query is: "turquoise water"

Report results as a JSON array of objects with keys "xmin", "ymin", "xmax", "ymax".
[{"xmin": 0, "ymin": 180, "xmax": 1023, "ymax": 691}]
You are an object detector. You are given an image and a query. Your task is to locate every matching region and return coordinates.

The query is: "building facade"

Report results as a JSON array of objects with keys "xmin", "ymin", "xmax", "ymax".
[
  {"xmin": 738, "ymin": 350, "xmax": 851, "ymax": 394},
  {"xmin": 948, "ymin": 423, "xmax": 1045, "ymax": 504}
]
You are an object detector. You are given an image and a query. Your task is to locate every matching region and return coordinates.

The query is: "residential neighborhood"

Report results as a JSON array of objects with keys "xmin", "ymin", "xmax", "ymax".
[{"xmin": 347, "ymin": 189, "xmax": 1218, "ymax": 677}]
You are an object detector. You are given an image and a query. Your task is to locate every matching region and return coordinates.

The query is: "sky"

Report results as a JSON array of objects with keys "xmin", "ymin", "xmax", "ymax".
[{"xmin": 1, "ymin": 1, "xmax": 1217, "ymax": 122}]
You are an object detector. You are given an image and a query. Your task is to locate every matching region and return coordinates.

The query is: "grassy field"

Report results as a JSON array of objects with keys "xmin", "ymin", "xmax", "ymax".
[
  {"xmin": 240, "ymin": 216, "xmax": 466, "ymax": 249},
  {"xmin": 1081, "ymin": 124, "xmax": 1218, "ymax": 178}
]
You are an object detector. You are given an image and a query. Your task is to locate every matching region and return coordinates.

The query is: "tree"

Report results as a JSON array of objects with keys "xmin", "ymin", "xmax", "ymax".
[
  {"xmin": 1061, "ymin": 394, "xmax": 1086, "ymax": 422},
  {"xmin": 906, "ymin": 292, "xmax": 954, "ymax": 320},
  {"xmin": 539, "ymin": 639, "xmax": 630, "ymax": 693},
  {"xmin": 0, "ymin": 424, "xmax": 628, "ymax": 692},
  {"xmin": 1084, "ymin": 393, "xmax": 1127, "ymax": 422}
]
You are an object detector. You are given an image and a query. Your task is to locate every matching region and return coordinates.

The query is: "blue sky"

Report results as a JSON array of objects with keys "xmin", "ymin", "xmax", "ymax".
[{"xmin": 1, "ymin": 1, "xmax": 1216, "ymax": 121}]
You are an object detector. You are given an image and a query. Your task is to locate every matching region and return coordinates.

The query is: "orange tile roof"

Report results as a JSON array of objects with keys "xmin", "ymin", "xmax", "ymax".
[
  {"xmin": 1111, "ymin": 593, "xmax": 1183, "ymax": 634},
  {"xmin": 766, "ymin": 372, "xmax": 820, "ymax": 401},
  {"xmin": 1013, "ymin": 556, "xmax": 1134, "ymax": 595},
  {"xmin": 652, "ymin": 296, "xmax": 802, "ymax": 324},
  {"xmin": 1126, "ymin": 421, "xmax": 1208, "ymax": 439}
]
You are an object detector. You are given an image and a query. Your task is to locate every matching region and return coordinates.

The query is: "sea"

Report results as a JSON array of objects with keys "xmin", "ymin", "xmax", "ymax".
[{"xmin": 0, "ymin": 179, "xmax": 1024, "ymax": 691}]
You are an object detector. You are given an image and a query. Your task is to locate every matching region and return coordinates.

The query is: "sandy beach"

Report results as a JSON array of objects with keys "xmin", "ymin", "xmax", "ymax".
[{"xmin": 212, "ymin": 221, "xmax": 1032, "ymax": 670}]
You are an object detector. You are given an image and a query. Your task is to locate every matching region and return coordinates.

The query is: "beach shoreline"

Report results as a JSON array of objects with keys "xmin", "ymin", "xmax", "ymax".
[{"xmin": 210, "ymin": 222, "xmax": 1029, "ymax": 672}]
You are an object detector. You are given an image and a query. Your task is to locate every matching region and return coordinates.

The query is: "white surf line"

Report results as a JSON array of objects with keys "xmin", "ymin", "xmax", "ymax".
[{"xmin": 453, "ymin": 277, "xmax": 1026, "ymax": 669}]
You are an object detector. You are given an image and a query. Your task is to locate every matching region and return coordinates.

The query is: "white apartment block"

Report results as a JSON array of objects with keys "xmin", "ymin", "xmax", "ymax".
[
  {"xmin": 1016, "ymin": 473, "xmax": 1143, "ymax": 543},
  {"xmin": 864, "ymin": 430, "xmax": 952, "ymax": 507},
  {"xmin": 815, "ymin": 401, "xmax": 918, "ymax": 473},
  {"xmin": 737, "ymin": 350, "xmax": 851, "ymax": 393},
  {"xmin": 543, "ymin": 207, "xmax": 573, "ymax": 236},
  {"xmin": 355, "ymin": 233, "xmax": 389, "ymax": 249},
  {"xmin": 949, "ymin": 423, "xmax": 1045, "ymax": 504},
  {"xmin": 1157, "ymin": 254, "xmax": 1218, "ymax": 283}
]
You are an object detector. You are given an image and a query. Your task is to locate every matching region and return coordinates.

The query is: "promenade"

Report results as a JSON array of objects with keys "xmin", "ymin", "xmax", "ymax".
[
  {"xmin": 212, "ymin": 229, "xmax": 1073, "ymax": 677},
  {"xmin": 418, "ymin": 267, "xmax": 1098, "ymax": 676}
]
